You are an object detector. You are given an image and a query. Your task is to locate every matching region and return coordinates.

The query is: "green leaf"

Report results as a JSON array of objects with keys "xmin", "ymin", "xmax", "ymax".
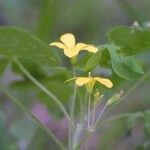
[
  {"xmin": 0, "ymin": 27, "xmax": 58, "ymax": 66},
  {"xmin": 108, "ymin": 26, "xmax": 150, "ymax": 55},
  {"xmin": 85, "ymin": 50, "xmax": 102, "ymax": 71},
  {"xmin": 104, "ymin": 44, "xmax": 144, "ymax": 81}
]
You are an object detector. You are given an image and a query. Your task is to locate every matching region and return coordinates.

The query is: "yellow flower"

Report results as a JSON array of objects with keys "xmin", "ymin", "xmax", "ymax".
[
  {"xmin": 66, "ymin": 72, "xmax": 113, "ymax": 94},
  {"xmin": 50, "ymin": 33, "xmax": 98, "ymax": 58}
]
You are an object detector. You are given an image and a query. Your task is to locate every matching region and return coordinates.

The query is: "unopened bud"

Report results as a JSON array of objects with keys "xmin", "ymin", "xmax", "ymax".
[
  {"xmin": 93, "ymin": 89, "xmax": 103, "ymax": 106},
  {"xmin": 94, "ymin": 89, "xmax": 100, "ymax": 99},
  {"xmin": 106, "ymin": 90, "xmax": 124, "ymax": 106}
]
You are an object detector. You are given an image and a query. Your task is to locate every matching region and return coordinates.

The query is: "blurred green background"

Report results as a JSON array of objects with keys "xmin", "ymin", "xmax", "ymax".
[{"xmin": 0, "ymin": 0, "xmax": 150, "ymax": 150}]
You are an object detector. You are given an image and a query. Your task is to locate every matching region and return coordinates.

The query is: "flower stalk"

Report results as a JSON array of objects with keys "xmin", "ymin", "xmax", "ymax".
[
  {"xmin": 1, "ymin": 86, "xmax": 66, "ymax": 150},
  {"xmin": 87, "ymin": 93, "xmax": 91, "ymax": 130},
  {"xmin": 14, "ymin": 58, "xmax": 71, "ymax": 122}
]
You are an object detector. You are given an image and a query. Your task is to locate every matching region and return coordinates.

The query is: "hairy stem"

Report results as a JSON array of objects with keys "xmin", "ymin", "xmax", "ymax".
[
  {"xmin": 91, "ymin": 106, "xmax": 96, "ymax": 128},
  {"xmin": 93, "ymin": 104, "xmax": 107, "ymax": 129},
  {"xmin": 69, "ymin": 66, "xmax": 77, "ymax": 150},
  {"xmin": 70, "ymin": 67, "xmax": 77, "ymax": 123},
  {"xmin": 75, "ymin": 112, "xmax": 144, "ymax": 150},
  {"xmin": 14, "ymin": 58, "xmax": 70, "ymax": 122},
  {"xmin": 1, "ymin": 87, "xmax": 67, "ymax": 150},
  {"xmin": 88, "ymin": 94, "xmax": 91, "ymax": 129}
]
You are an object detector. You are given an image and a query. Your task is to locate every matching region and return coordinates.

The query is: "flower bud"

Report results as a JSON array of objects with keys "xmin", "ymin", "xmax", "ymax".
[
  {"xmin": 93, "ymin": 89, "xmax": 103, "ymax": 107},
  {"xmin": 106, "ymin": 90, "xmax": 124, "ymax": 106}
]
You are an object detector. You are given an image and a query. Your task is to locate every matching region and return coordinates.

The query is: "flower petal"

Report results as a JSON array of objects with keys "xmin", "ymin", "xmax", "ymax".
[
  {"xmin": 83, "ymin": 45, "xmax": 98, "ymax": 53},
  {"xmin": 94, "ymin": 77, "xmax": 113, "ymax": 88},
  {"xmin": 75, "ymin": 43, "xmax": 98, "ymax": 53},
  {"xmin": 74, "ymin": 43, "xmax": 88, "ymax": 51},
  {"xmin": 60, "ymin": 33, "xmax": 76, "ymax": 48},
  {"xmin": 63, "ymin": 48, "xmax": 79, "ymax": 58},
  {"xmin": 50, "ymin": 42, "xmax": 66, "ymax": 49},
  {"xmin": 75, "ymin": 77, "xmax": 90, "ymax": 86}
]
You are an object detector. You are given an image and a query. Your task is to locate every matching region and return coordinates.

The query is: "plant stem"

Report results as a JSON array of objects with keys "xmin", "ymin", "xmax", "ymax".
[
  {"xmin": 75, "ymin": 112, "xmax": 144, "ymax": 150},
  {"xmin": 1, "ymin": 87, "xmax": 67, "ymax": 150},
  {"xmin": 69, "ymin": 85, "xmax": 77, "ymax": 150},
  {"xmin": 69, "ymin": 67, "xmax": 77, "ymax": 150},
  {"xmin": 90, "ymin": 95, "xmax": 104, "ymax": 129},
  {"xmin": 68, "ymin": 123, "xmax": 72, "ymax": 150},
  {"xmin": 83, "ymin": 90, "xmax": 88, "ymax": 120},
  {"xmin": 70, "ymin": 85, "xmax": 77, "ymax": 123},
  {"xmin": 93, "ymin": 104, "xmax": 107, "ymax": 129},
  {"xmin": 71, "ymin": 67, "xmax": 77, "ymax": 122},
  {"xmin": 91, "ymin": 106, "xmax": 96, "ymax": 128},
  {"xmin": 75, "ymin": 131, "xmax": 92, "ymax": 150},
  {"xmin": 88, "ymin": 94, "xmax": 91, "ymax": 129},
  {"xmin": 72, "ymin": 90, "xmax": 88, "ymax": 150},
  {"xmin": 14, "ymin": 58, "xmax": 70, "ymax": 122}
]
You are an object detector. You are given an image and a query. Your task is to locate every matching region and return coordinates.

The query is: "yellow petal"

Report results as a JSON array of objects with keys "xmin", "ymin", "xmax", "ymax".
[
  {"xmin": 94, "ymin": 77, "xmax": 113, "ymax": 88},
  {"xmin": 64, "ymin": 42, "xmax": 89, "ymax": 58},
  {"xmin": 75, "ymin": 43, "xmax": 98, "ymax": 53},
  {"xmin": 83, "ymin": 45, "xmax": 98, "ymax": 53},
  {"xmin": 50, "ymin": 42, "xmax": 66, "ymax": 49},
  {"xmin": 75, "ymin": 77, "xmax": 90, "ymax": 86},
  {"xmin": 74, "ymin": 43, "xmax": 88, "ymax": 51},
  {"xmin": 60, "ymin": 33, "xmax": 76, "ymax": 48},
  {"xmin": 63, "ymin": 48, "xmax": 79, "ymax": 58}
]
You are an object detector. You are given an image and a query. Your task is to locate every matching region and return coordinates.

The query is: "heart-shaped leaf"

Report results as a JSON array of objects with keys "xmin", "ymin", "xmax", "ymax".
[
  {"xmin": 108, "ymin": 26, "xmax": 150, "ymax": 55},
  {"xmin": 103, "ymin": 44, "xmax": 144, "ymax": 81}
]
